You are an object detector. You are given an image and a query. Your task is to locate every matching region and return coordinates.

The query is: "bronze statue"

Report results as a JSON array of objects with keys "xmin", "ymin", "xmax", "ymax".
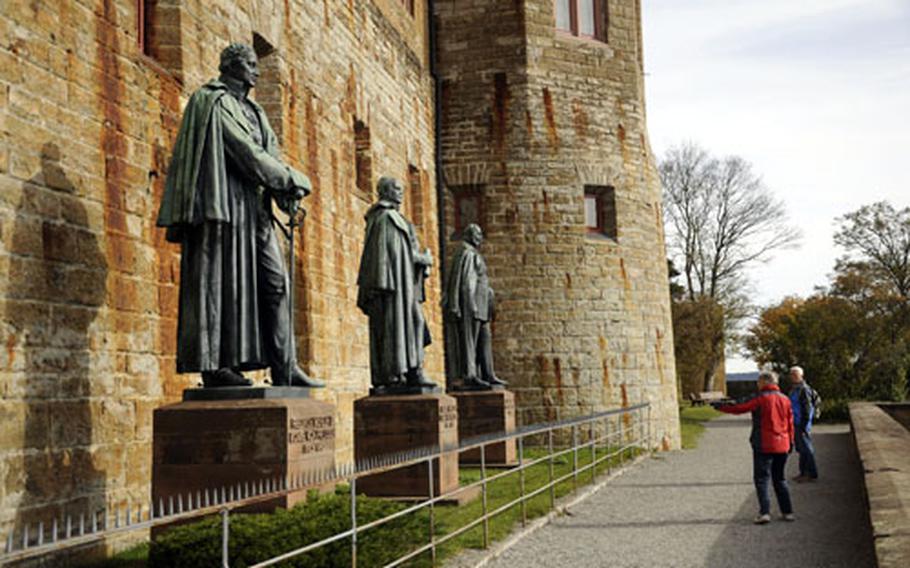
[
  {"xmin": 156, "ymin": 43, "xmax": 323, "ymax": 388},
  {"xmin": 443, "ymin": 224, "xmax": 506, "ymax": 390},
  {"xmin": 356, "ymin": 177, "xmax": 438, "ymax": 395}
]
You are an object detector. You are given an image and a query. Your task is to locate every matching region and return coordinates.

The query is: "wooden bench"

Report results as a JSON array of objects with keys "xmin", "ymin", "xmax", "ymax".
[{"xmin": 688, "ymin": 391, "xmax": 728, "ymax": 406}]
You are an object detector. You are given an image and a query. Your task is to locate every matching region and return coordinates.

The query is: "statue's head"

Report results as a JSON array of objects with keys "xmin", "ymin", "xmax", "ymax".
[
  {"xmin": 463, "ymin": 223, "xmax": 483, "ymax": 246},
  {"xmin": 377, "ymin": 176, "xmax": 404, "ymax": 205},
  {"xmin": 219, "ymin": 43, "xmax": 259, "ymax": 89}
]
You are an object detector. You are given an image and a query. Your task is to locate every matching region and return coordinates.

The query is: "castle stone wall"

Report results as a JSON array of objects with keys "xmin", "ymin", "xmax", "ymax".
[
  {"xmin": 436, "ymin": 0, "xmax": 680, "ymax": 446},
  {"xmin": 0, "ymin": 0, "xmax": 440, "ymax": 531}
]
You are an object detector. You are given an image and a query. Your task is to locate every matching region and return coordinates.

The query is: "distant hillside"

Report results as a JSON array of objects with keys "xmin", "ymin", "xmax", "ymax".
[{"xmin": 726, "ymin": 371, "xmax": 760, "ymax": 383}]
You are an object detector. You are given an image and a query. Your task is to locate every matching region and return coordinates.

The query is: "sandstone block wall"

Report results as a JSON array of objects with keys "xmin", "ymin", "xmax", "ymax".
[
  {"xmin": 0, "ymin": 0, "xmax": 680, "ymax": 538},
  {"xmin": 0, "ymin": 0, "xmax": 440, "ymax": 531},
  {"xmin": 436, "ymin": 0, "xmax": 680, "ymax": 447}
]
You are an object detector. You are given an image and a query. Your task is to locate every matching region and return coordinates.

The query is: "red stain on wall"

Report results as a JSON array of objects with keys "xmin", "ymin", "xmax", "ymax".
[{"xmin": 542, "ymin": 87, "xmax": 559, "ymax": 150}]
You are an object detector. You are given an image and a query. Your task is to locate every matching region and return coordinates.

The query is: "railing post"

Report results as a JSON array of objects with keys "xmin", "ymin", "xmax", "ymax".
[
  {"xmin": 647, "ymin": 403, "xmax": 653, "ymax": 452},
  {"xmin": 590, "ymin": 419, "xmax": 596, "ymax": 484},
  {"xmin": 349, "ymin": 476, "xmax": 358, "ymax": 568},
  {"xmin": 605, "ymin": 416, "xmax": 612, "ymax": 475},
  {"xmin": 518, "ymin": 435, "xmax": 527, "ymax": 527},
  {"xmin": 547, "ymin": 428, "xmax": 555, "ymax": 510},
  {"xmin": 428, "ymin": 456, "xmax": 436, "ymax": 566},
  {"xmin": 620, "ymin": 412, "xmax": 626, "ymax": 465},
  {"xmin": 640, "ymin": 406, "xmax": 645, "ymax": 451},
  {"xmin": 480, "ymin": 443, "xmax": 489, "ymax": 549},
  {"xmin": 572, "ymin": 424, "xmax": 579, "ymax": 495},
  {"xmin": 220, "ymin": 509, "xmax": 230, "ymax": 568}
]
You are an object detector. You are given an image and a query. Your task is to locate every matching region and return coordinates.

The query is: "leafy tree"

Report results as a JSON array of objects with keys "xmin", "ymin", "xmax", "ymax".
[
  {"xmin": 747, "ymin": 202, "xmax": 910, "ymax": 406},
  {"xmin": 672, "ymin": 296, "xmax": 725, "ymax": 398}
]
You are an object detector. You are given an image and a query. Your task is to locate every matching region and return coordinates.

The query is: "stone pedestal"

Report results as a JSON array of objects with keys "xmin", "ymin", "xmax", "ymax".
[
  {"xmin": 354, "ymin": 394, "xmax": 461, "ymax": 500},
  {"xmin": 451, "ymin": 390, "xmax": 517, "ymax": 466},
  {"xmin": 152, "ymin": 395, "xmax": 335, "ymax": 513}
]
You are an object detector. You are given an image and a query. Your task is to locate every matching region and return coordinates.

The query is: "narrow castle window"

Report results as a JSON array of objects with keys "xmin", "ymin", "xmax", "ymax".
[
  {"xmin": 354, "ymin": 119, "xmax": 373, "ymax": 200},
  {"xmin": 408, "ymin": 164, "xmax": 424, "ymax": 231},
  {"xmin": 137, "ymin": 0, "xmax": 155, "ymax": 57},
  {"xmin": 555, "ymin": 0, "xmax": 608, "ymax": 42},
  {"xmin": 584, "ymin": 185, "xmax": 617, "ymax": 239},
  {"xmin": 450, "ymin": 185, "xmax": 484, "ymax": 237},
  {"xmin": 136, "ymin": 0, "xmax": 184, "ymax": 78}
]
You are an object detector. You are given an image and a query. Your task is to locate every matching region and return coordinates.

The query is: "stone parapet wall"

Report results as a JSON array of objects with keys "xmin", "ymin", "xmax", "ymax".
[
  {"xmin": 849, "ymin": 402, "xmax": 910, "ymax": 568},
  {"xmin": 0, "ymin": 0, "xmax": 439, "ymax": 532}
]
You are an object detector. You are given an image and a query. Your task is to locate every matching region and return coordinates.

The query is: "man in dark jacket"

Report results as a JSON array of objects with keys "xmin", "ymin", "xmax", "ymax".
[
  {"xmin": 715, "ymin": 371, "xmax": 795, "ymax": 524},
  {"xmin": 789, "ymin": 366, "xmax": 818, "ymax": 482},
  {"xmin": 156, "ymin": 43, "xmax": 323, "ymax": 388}
]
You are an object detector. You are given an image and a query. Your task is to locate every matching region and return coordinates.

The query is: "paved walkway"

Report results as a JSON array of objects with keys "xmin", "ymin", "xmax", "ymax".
[{"xmin": 485, "ymin": 414, "xmax": 875, "ymax": 568}]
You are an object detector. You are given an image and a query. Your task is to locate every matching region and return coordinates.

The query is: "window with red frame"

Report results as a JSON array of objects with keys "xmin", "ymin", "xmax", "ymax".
[{"xmin": 555, "ymin": 0, "xmax": 607, "ymax": 41}]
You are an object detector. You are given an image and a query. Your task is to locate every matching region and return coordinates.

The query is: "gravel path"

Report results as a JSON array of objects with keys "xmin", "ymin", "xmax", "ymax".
[{"xmin": 483, "ymin": 413, "xmax": 875, "ymax": 568}]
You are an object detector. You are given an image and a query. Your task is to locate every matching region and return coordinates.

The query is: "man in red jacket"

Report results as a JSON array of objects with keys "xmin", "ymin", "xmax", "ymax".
[{"xmin": 715, "ymin": 371, "xmax": 795, "ymax": 524}]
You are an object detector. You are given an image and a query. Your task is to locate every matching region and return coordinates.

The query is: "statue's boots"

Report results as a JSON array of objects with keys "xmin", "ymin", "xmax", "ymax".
[
  {"xmin": 464, "ymin": 377, "xmax": 491, "ymax": 389},
  {"xmin": 272, "ymin": 365, "xmax": 325, "ymax": 388},
  {"xmin": 484, "ymin": 375, "xmax": 508, "ymax": 387},
  {"xmin": 407, "ymin": 369, "xmax": 438, "ymax": 388},
  {"xmin": 202, "ymin": 368, "xmax": 252, "ymax": 388}
]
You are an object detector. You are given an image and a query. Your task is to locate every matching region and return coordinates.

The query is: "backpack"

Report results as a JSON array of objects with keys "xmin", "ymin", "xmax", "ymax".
[{"xmin": 806, "ymin": 385, "xmax": 822, "ymax": 421}]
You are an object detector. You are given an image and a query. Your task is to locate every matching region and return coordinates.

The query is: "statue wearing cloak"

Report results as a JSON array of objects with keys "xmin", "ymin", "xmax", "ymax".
[
  {"xmin": 156, "ymin": 44, "xmax": 320, "ymax": 387},
  {"xmin": 442, "ymin": 224, "xmax": 505, "ymax": 389},
  {"xmin": 356, "ymin": 177, "xmax": 437, "ymax": 392}
]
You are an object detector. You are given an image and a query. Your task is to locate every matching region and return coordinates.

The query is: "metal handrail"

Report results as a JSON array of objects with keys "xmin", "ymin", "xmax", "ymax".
[{"xmin": 1, "ymin": 402, "xmax": 652, "ymax": 566}]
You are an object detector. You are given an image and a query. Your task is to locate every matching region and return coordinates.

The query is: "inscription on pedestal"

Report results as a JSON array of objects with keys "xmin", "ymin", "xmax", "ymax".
[
  {"xmin": 289, "ymin": 416, "xmax": 334, "ymax": 455},
  {"xmin": 153, "ymin": 398, "xmax": 335, "ymax": 516}
]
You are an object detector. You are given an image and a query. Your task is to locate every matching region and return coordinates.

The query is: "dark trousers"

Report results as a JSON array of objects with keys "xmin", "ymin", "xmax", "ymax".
[
  {"xmin": 796, "ymin": 431, "xmax": 819, "ymax": 478},
  {"xmin": 753, "ymin": 451, "xmax": 793, "ymax": 515}
]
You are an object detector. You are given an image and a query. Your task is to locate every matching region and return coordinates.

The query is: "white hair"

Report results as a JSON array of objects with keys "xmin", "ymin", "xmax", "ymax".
[
  {"xmin": 789, "ymin": 366, "xmax": 804, "ymax": 378},
  {"xmin": 758, "ymin": 370, "xmax": 779, "ymax": 384}
]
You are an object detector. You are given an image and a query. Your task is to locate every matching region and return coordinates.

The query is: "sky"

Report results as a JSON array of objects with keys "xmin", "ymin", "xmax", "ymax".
[{"xmin": 641, "ymin": 0, "xmax": 910, "ymax": 372}]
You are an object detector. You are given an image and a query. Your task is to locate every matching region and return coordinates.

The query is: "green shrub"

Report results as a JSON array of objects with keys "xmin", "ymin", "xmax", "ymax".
[
  {"xmin": 817, "ymin": 398, "xmax": 851, "ymax": 422},
  {"xmin": 148, "ymin": 487, "xmax": 429, "ymax": 568}
]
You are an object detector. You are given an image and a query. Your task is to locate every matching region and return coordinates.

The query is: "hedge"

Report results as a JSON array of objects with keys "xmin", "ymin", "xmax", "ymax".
[{"xmin": 148, "ymin": 487, "xmax": 430, "ymax": 567}]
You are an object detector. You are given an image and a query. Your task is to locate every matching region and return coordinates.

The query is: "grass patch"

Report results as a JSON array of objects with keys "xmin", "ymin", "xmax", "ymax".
[
  {"xmin": 679, "ymin": 403, "xmax": 722, "ymax": 449},
  {"xmin": 83, "ymin": 441, "xmax": 644, "ymax": 567},
  {"xmin": 431, "ymin": 444, "xmax": 640, "ymax": 560}
]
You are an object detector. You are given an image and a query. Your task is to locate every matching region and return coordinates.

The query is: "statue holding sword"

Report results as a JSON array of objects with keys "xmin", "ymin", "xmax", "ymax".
[{"xmin": 156, "ymin": 43, "xmax": 323, "ymax": 389}]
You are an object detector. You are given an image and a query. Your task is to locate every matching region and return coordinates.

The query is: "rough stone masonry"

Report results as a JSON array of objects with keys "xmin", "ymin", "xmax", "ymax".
[{"xmin": 0, "ymin": 0, "xmax": 678, "ymax": 535}]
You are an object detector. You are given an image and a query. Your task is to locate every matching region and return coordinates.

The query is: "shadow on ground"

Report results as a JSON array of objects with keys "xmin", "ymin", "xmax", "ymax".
[{"xmin": 703, "ymin": 427, "xmax": 875, "ymax": 568}]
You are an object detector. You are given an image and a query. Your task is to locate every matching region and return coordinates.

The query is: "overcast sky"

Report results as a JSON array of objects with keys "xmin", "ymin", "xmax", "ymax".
[{"xmin": 642, "ymin": 0, "xmax": 910, "ymax": 372}]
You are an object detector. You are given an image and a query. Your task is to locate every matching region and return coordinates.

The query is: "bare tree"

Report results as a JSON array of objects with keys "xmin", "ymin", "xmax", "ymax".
[
  {"xmin": 661, "ymin": 142, "xmax": 802, "ymax": 302},
  {"xmin": 660, "ymin": 142, "xmax": 802, "ymax": 390},
  {"xmin": 834, "ymin": 201, "xmax": 910, "ymax": 300}
]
